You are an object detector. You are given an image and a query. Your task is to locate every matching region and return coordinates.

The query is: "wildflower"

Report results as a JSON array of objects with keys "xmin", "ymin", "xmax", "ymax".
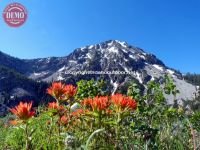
[
  {"xmin": 71, "ymin": 109, "xmax": 85, "ymax": 117},
  {"xmin": 10, "ymin": 101, "xmax": 35, "ymax": 120},
  {"xmin": 48, "ymin": 102, "xmax": 59, "ymax": 109},
  {"xmin": 57, "ymin": 105, "xmax": 66, "ymax": 116},
  {"xmin": 82, "ymin": 98, "xmax": 92, "ymax": 107},
  {"xmin": 60, "ymin": 115, "xmax": 68, "ymax": 125},
  {"xmin": 64, "ymin": 84, "xmax": 77, "ymax": 99},
  {"xmin": 111, "ymin": 94, "xmax": 137, "ymax": 111},
  {"xmin": 48, "ymin": 102, "xmax": 66, "ymax": 116},
  {"xmin": 82, "ymin": 96, "xmax": 110, "ymax": 112},
  {"xmin": 47, "ymin": 82, "xmax": 77, "ymax": 101}
]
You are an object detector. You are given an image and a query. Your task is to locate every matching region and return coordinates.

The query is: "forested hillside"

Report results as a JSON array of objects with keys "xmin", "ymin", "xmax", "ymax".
[{"xmin": 184, "ymin": 73, "xmax": 200, "ymax": 86}]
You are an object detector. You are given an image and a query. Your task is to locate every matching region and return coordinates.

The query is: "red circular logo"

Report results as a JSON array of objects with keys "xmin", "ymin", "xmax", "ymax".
[{"xmin": 3, "ymin": 3, "xmax": 28, "ymax": 27}]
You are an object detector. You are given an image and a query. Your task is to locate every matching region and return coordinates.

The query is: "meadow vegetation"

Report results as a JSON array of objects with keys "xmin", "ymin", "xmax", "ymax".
[{"xmin": 0, "ymin": 76, "xmax": 199, "ymax": 150}]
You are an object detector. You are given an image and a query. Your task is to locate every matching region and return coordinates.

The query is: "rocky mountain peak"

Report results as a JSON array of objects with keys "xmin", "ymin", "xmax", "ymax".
[{"xmin": 0, "ymin": 40, "xmax": 198, "ymax": 104}]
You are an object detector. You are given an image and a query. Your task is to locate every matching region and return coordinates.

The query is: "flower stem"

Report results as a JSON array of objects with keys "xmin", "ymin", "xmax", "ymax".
[
  {"xmin": 57, "ymin": 121, "xmax": 62, "ymax": 149},
  {"xmin": 25, "ymin": 122, "xmax": 30, "ymax": 150},
  {"xmin": 47, "ymin": 117, "xmax": 53, "ymax": 145},
  {"xmin": 98, "ymin": 112, "xmax": 102, "ymax": 128},
  {"xmin": 115, "ymin": 112, "xmax": 121, "ymax": 148}
]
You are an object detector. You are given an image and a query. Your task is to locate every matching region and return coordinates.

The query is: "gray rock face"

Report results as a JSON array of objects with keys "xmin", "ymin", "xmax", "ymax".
[{"xmin": 169, "ymin": 76, "xmax": 198, "ymax": 103}]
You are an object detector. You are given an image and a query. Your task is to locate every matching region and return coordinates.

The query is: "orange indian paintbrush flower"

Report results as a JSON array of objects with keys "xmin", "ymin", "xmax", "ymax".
[
  {"xmin": 111, "ymin": 94, "xmax": 137, "ymax": 111},
  {"xmin": 47, "ymin": 82, "xmax": 77, "ymax": 101},
  {"xmin": 82, "ymin": 96, "xmax": 110, "ymax": 111},
  {"xmin": 60, "ymin": 115, "xmax": 68, "ymax": 125},
  {"xmin": 48, "ymin": 102, "xmax": 59, "ymax": 109},
  {"xmin": 10, "ymin": 101, "xmax": 35, "ymax": 120},
  {"xmin": 48, "ymin": 102, "xmax": 66, "ymax": 116},
  {"xmin": 71, "ymin": 109, "xmax": 87, "ymax": 118},
  {"xmin": 64, "ymin": 84, "xmax": 77, "ymax": 98}
]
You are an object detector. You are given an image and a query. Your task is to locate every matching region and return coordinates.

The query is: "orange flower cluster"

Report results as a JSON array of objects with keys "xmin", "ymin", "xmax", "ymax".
[
  {"xmin": 47, "ymin": 82, "xmax": 77, "ymax": 101},
  {"xmin": 48, "ymin": 102, "xmax": 59, "ymax": 109},
  {"xmin": 82, "ymin": 96, "xmax": 110, "ymax": 112},
  {"xmin": 71, "ymin": 109, "xmax": 85, "ymax": 117},
  {"xmin": 47, "ymin": 102, "xmax": 69, "ymax": 125},
  {"xmin": 48, "ymin": 102, "xmax": 66, "ymax": 116},
  {"xmin": 60, "ymin": 115, "xmax": 68, "ymax": 125},
  {"xmin": 111, "ymin": 94, "xmax": 137, "ymax": 111},
  {"xmin": 82, "ymin": 94, "xmax": 137, "ymax": 113},
  {"xmin": 10, "ymin": 102, "xmax": 35, "ymax": 120},
  {"xmin": 48, "ymin": 103, "xmax": 85, "ymax": 126},
  {"xmin": 64, "ymin": 84, "xmax": 77, "ymax": 99},
  {"xmin": 58, "ymin": 109, "xmax": 87, "ymax": 126}
]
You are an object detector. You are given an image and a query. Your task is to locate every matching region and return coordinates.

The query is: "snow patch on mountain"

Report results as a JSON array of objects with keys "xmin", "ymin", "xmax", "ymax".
[
  {"xmin": 57, "ymin": 74, "xmax": 65, "ymax": 81},
  {"xmin": 129, "ymin": 54, "xmax": 136, "ymax": 59},
  {"xmin": 111, "ymin": 79, "xmax": 119, "ymax": 95},
  {"xmin": 80, "ymin": 47, "xmax": 86, "ymax": 51},
  {"xmin": 167, "ymin": 69, "xmax": 174, "ymax": 75},
  {"xmin": 107, "ymin": 41, "xmax": 114, "ymax": 46},
  {"xmin": 138, "ymin": 54, "xmax": 146, "ymax": 60},
  {"xmin": 86, "ymin": 53, "xmax": 92, "ymax": 59},
  {"xmin": 153, "ymin": 64, "xmax": 164, "ymax": 71},
  {"xmin": 121, "ymin": 49, "xmax": 128, "ymax": 53},
  {"xmin": 34, "ymin": 72, "xmax": 42, "ymax": 76},
  {"xmin": 58, "ymin": 66, "xmax": 66, "ymax": 72},
  {"xmin": 88, "ymin": 45, "xmax": 94, "ymax": 49},
  {"xmin": 46, "ymin": 57, "xmax": 51, "ymax": 63},
  {"xmin": 33, "ymin": 71, "xmax": 48, "ymax": 76},
  {"xmin": 69, "ymin": 60, "xmax": 77, "ymax": 63},
  {"xmin": 116, "ymin": 40, "xmax": 127, "ymax": 47},
  {"xmin": 151, "ymin": 76, "xmax": 155, "ymax": 81},
  {"xmin": 124, "ymin": 58, "xmax": 128, "ymax": 62},
  {"xmin": 135, "ymin": 72, "xmax": 143, "ymax": 84},
  {"xmin": 107, "ymin": 47, "xmax": 118, "ymax": 53},
  {"xmin": 142, "ymin": 52, "xmax": 147, "ymax": 56}
]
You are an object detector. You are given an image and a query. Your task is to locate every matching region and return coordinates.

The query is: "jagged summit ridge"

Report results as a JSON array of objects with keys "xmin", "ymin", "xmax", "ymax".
[{"xmin": 16, "ymin": 39, "xmax": 178, "ymax": 84}]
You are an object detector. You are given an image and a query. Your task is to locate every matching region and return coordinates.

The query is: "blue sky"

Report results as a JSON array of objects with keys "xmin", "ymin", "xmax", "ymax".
[{"xmin": 0, "ymin": 0, "xmax": 200, "ymax": 73}]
